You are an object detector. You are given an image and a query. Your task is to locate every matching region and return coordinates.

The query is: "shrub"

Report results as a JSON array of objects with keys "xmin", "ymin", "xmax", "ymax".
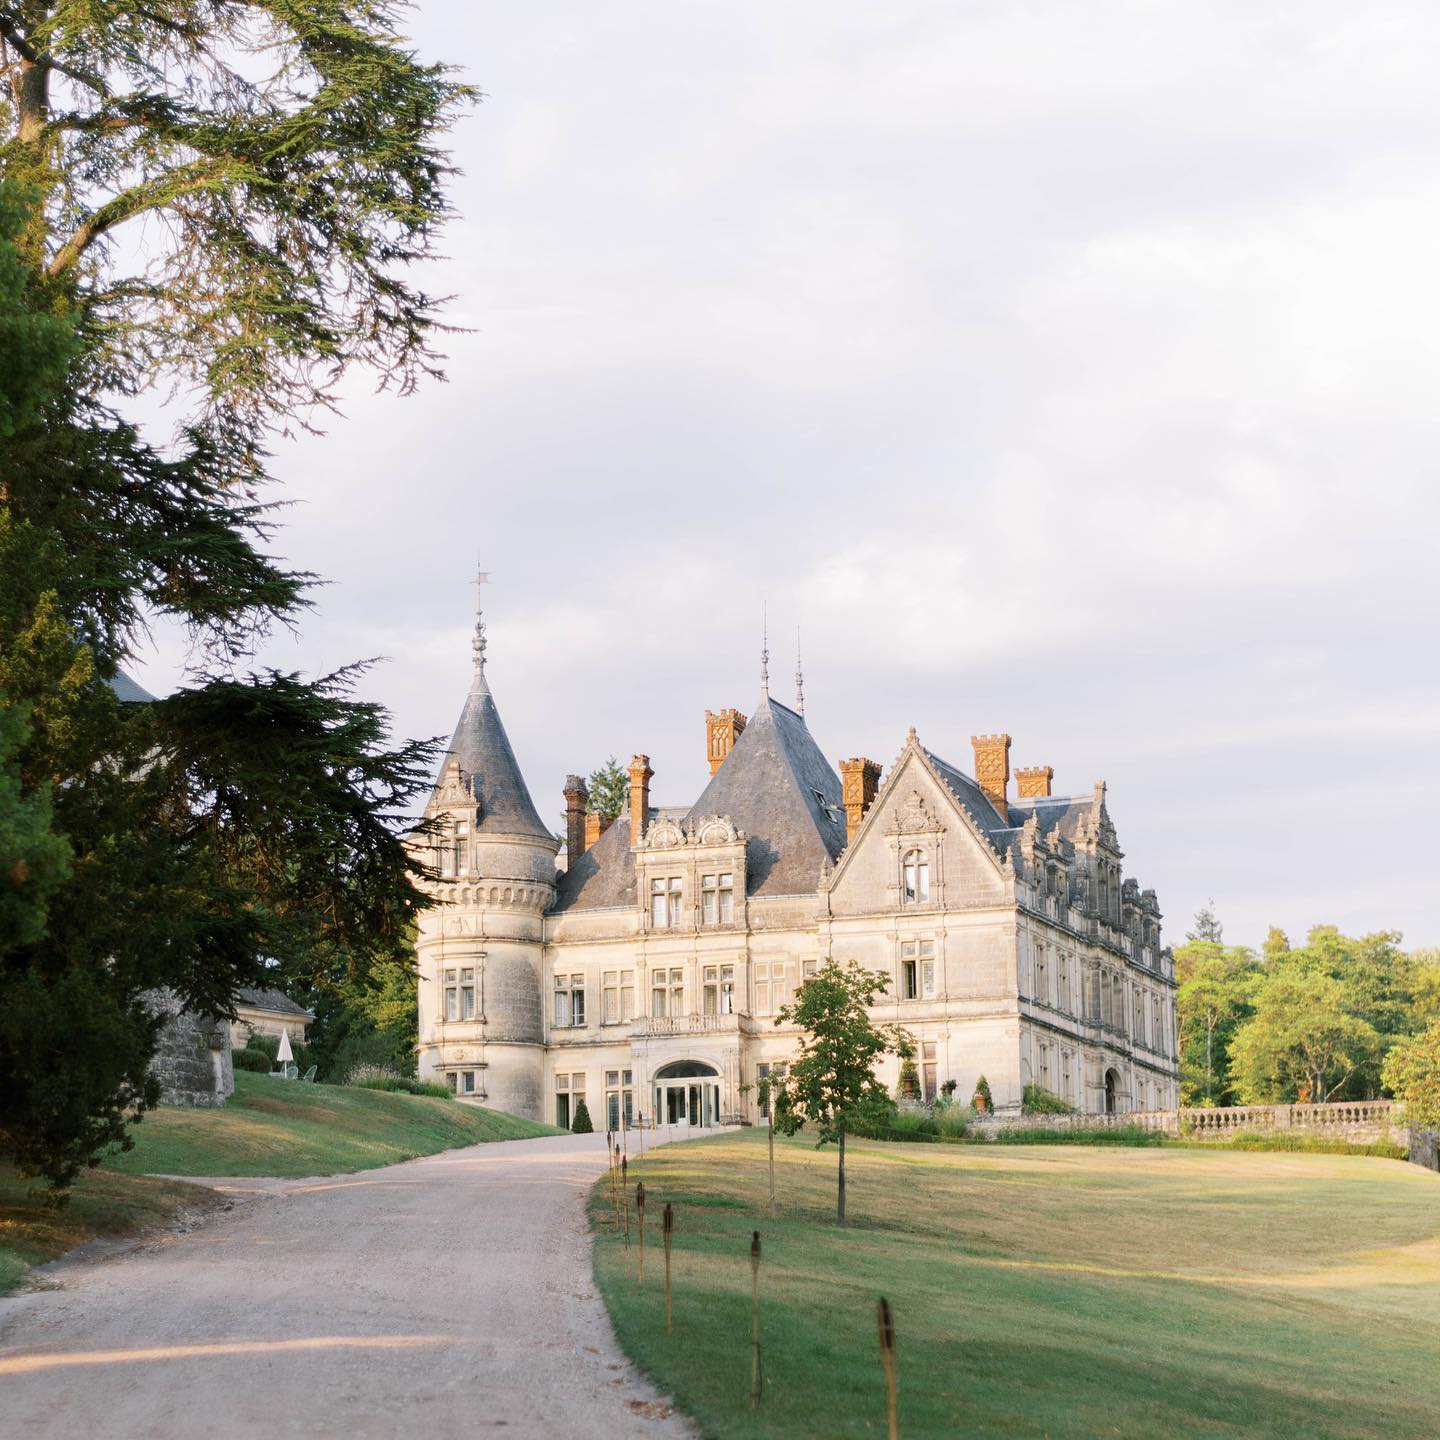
[
  {"xmin": 571, "ymin": 1098, "xmax": 594, "ymax": 1134},
  {"xmin": 245, "ymin": 1032, "xmax": 280, "ymax": 1062},
  {"xmin": 233, "ymin": 1048, "xmax": 272, "ymax": 1073},
  {"xmin": 888, "ymin": 1107, "xmax": 938, "ymax": 1137},
  {"xmin": 991, "ymin": 1124, "xmax": 1164, "ymax": 1147},
  {"xmin": 935, "ymin": 1102, "xmax": 974, "ymax": 1139},
  {"xmin": 1022, "ymin": 1084, "xmax": 1077, "ymax": 1116}
]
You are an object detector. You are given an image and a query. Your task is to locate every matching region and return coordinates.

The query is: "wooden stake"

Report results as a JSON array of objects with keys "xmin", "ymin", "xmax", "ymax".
[
  {"xmin": 749, "ymin": 1230, "xmax": 762, "ymax": 1408},
  {"xmin": 877, "ymin": 1296, "xmax": 898, "ymax": 1440},
  {"xmin": 767, "ymin": 1101, "xmax": 777, "ymax": 1218},
  {"xmin": 662, "ymin": 1202, "xmax": 674, "ymax": 1333},
  {"xmin": 636, "ymin": 1182, "xmax": 646, "ymax": 1281},
  {"xmin": 623, "ymin": 1191, "xmax": 630, "ymax": 1250}
]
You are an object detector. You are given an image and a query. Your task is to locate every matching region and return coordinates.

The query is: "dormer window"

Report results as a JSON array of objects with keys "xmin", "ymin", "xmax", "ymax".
[
  {"xmin": 650, "ymin": 876, "xmax": 683, "ymax": 928},
  {"xmin": 902, "ymin": 849, "xmax": 930, "ymax": 904},
  {"xmin": 453, "ymin": 821, "xmax": 469, "ymax": 877}
]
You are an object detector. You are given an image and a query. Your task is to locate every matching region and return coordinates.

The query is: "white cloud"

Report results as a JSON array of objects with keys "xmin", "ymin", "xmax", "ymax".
[{"xmin": 130, "ymin": 0, "xmax": 1440, "ymax": 948}]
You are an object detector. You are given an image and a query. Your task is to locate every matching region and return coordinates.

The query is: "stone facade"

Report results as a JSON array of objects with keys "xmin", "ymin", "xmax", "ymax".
[
  {"xmin": 147, "ymin": 989, "xmax": 234, "ymax": 1107},
  {"xmin": 413, "ymin": 599, "xmax": 1179, "ymax": 1129}
]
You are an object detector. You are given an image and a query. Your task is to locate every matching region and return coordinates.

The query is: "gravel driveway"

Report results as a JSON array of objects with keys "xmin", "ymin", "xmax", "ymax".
[{"xmin": 0, "ymin": 1129, "xmax": 696, "ymax": 1438}]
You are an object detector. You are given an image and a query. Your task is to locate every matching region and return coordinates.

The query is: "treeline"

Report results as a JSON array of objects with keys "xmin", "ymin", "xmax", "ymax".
[{"xmin": 1175, "ymin": 910, "xmax": 1440, "ymax": 1107}]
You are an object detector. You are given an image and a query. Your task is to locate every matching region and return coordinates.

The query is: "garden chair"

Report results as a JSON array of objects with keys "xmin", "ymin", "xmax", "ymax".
[{"xmin": 300, "ymin": 1065, "xmax": 317, "ymax": 1083}]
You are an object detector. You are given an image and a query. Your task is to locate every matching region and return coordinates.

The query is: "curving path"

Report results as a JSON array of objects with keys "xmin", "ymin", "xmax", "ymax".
[{"xmin": 0, "ymin": 1129, "xmax": 695, "ymax": 1438}]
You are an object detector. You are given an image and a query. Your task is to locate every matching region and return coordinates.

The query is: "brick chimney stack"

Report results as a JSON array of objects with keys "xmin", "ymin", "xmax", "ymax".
[
  {"xmin": 838, "ymin": 757, "xmax": 882, "ymax": 843},
  {"xmin": 971, "ymin": 733, "xmax": 1012, "ymax": 817},
  {"xmin": 563, "ymin": 775, "xmax": 588, "ymax": 867},
  {"xmin": 628, "ymin": 754, "xmax": 653, "ymax": 846},
  {"xmin": 1016, "ymin": 765, "xmax": 1054, "ymax": 799},
  {"xmin": 584, "ymin": 812, "xmax": 615, "ymax": 850},
  {"xmin": 705, "ymin": 708, "xmax": 747, "ymax": 775}
]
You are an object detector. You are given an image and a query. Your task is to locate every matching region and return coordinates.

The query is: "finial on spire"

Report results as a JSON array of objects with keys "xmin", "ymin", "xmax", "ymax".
[
  {"xmin": 760, "ymin": 603, "xmax": 770, "ymax": 697},
  {"xmin": 795, "ymin": 625, "xmax": 805, "ymax": 716},
  {"xmin": 471, "ymin": 566, "xmax": 491, "ymax": 692}
]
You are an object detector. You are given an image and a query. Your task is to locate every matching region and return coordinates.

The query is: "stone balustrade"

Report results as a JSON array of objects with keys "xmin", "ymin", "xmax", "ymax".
[{"xmin": 974, "ymin": 1098, "xmax": 1407, "ymax": 1146}]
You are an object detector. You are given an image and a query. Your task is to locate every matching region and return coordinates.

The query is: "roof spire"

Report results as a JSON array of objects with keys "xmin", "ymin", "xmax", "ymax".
[
  {"xmin": 471, "ymin": 566, "xmax": 491, "ymax": 694},
  {"xmin": 760, "ymin": 602, "xmax": 770, "ymax": 698},
  {"xmin": 794, "ymin": 625, "xmax": 805, "ymax": 717}
]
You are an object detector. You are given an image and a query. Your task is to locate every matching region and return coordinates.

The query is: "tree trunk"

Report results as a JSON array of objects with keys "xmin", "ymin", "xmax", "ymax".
[
  {"xmin": 837, "ymin": 1127, "xmax": 846, "ymax": 1226},
  {"xmin": 1205, "ymin": 1012, "xmax": 1215, "ymax": 1101},
  {"xmin": 767, "ymin": 1103, "xmax": 776, "ymax": 1217}
]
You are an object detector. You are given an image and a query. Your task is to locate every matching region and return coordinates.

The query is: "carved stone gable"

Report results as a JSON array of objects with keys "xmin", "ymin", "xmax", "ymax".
[
  {"xmin": 887, "ymin": 789, "xmax": 944, "ymax": 836},
  {"xmin": 433, "ymin": 757, "xmax": 475, "ymax": 810}
]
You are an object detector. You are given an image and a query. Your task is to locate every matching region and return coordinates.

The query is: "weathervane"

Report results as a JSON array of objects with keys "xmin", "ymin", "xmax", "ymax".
[
  {"xmin": 472, "ymin": 565, "xmax": 491, "ymax": 683},
  {"xmin": 760, "ymin": 603, "xmax": 770, "ymax": 697},
  {"xmin": 795, "ymin": 625, "xmax": 804, "ymax": 716}
]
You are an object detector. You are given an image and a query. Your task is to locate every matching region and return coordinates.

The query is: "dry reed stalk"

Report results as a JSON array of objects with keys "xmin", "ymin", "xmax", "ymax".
[
  {"xmin": 662, "ymin": 1202, "xmax": 674, "ymax": 1333},
  {"xmin": 749, "ymin": 1230, "xmax": 762, "ymax": 1408},
  {"xmin": 636, "ymin": 1182, "xmax": 646, "ymax": 1280},
  {"xmin": 877, "ymin": 1296, "xmax": 898, "ymax": 1440}
]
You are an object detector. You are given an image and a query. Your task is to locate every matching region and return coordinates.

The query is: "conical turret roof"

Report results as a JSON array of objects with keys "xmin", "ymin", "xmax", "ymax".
[{"xmin": 429, "ymin": 589, "xmax": 550, "ymax": 841}]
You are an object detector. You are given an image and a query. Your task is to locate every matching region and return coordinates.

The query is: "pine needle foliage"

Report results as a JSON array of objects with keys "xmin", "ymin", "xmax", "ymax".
[{"xmin": 0, "ymin": 1, "xmax": 469, "ymax": 1191}]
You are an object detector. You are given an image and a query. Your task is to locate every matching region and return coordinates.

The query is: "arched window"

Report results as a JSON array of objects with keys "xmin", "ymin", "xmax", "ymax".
[{"xmin": 902, "ymin": 849, "xmax": 930, "ymax": 904}]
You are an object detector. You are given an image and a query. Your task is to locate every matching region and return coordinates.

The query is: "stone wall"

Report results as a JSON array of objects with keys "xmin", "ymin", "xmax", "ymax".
[
  {"xmin": 974, "ymin": 1098, "xmax": 1411, "ymax": 1148},
  {"xmin": 146, "ymin": 989, "xmax": 234, "ymax": 1107}
]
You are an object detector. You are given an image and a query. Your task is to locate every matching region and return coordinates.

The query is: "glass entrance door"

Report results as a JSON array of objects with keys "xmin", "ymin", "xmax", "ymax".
[{"xmin": 654, "ymin": 1081, "xmax": 720, "ymax": 1127}]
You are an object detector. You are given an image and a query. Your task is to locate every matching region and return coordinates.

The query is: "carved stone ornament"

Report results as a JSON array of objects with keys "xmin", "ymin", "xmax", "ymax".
[
  {"xmin": 888, "ymin": 789, "xmax": 944, "ymax": 837},
  {"xmin": 643, "ymin": 817, "xmax": 685, "ymax": 850},
  {"xmin": 695, "ymin": 815, "xmax": 739, "ymax": 847},
  {"xmin": 432, "ymin": 758, "xmax": 475, "ymax": 810}
]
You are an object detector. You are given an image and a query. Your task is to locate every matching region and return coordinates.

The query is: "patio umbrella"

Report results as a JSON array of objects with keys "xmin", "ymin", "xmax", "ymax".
[{"xmin": 276, "ymin": 1030, "xmax": 294, "ymax": 1065}]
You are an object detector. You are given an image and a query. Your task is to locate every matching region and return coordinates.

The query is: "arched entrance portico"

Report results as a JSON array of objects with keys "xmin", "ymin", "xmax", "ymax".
[
  {"xmin": 1104, "ymin": 1067, "xmax": 1120, "ymax": 1115},
  {"xmin": 653, "ymin": 1060, "xmax": 720, "ymax": 1128}
]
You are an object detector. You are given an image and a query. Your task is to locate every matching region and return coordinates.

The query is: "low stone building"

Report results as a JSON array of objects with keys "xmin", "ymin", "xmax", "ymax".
[
  {"xmin": 231, "ymin": 986, "xmax": 314, "ymax": 1050},
  {"xmin": 147, "ymin": 989, "xmax": 234, "ymax": 1107},
  {"xmin": 413, "ymin": 595, "xmax": 1179, "ymax": 1128}
]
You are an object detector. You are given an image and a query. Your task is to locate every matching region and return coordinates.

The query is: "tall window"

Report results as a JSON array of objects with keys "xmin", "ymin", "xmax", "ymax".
[
  {"xmin": 650, "ymin": 876, "xmax": 684, "ymax": 928},
  {"xmin": 1058, "ymin": 957, "xmax": 1071, "ymax": 1014},
  {"xmin": 452, "ymin": 821, "xmax": 468, "ymax": 876},
  {"xmin": 1134, "ymin": 991, "xmax": 1146, "ymax": 1044},
  {"xmin": 902, "ymin": 849, "xmax": 930, "ymax": 904},
  {"xmin": 605, "ymin": 1069, "xmax": 635, "ymax": 1130},
  {"xmin": 650, "ymin": 967, "xmax": 683, "ymax": 1018},
  {"xmin": 1061, "ymin": 1048, "xmax": 1073, "ymax": 1098},
  {"xmin": 554, "ymin": 973, "xmax": 585, "ymax": 1028},
  {"xmin": 756, "ymin": 1062, "xmax": 787, "ymax": 1118},
  {"xmin": 1034, "ymin": 946, "xmax": 1048, "ymax": 1005},
  {"xmin": 438, "ymin": 830, "xmax": 455, "ymax": 878},
  {"xmin": 920, "ymin": 1041, "xmax": 937, "ymax": 1101},
  {"xmin": 753, "ymin": 961, "xmax": 789, "ymax": 1015},
  {"xmin": 555, "ymin": 1072, "xmax": 571, "ymax": 1129},
  {"xmin": 702, "ymin": 964, "xmax": 735, "ymax": 1015},
  {"xmin": 701, "ymin": 873, "xmax": 734, "ymax": 925},
  {"xmin": 900, "ymin": 940, "xmax": 936, "ymax": 1000},
  {"xmin": 602, "ymin": 970, "xmax": 635, "ymax": 1024},
  {"xmin": 444, "ymin": 968, "xmax": 458, "ymax": 1021}
]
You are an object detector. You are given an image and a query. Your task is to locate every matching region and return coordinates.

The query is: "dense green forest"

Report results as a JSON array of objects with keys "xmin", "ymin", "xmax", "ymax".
[{"xmin": 1175, "ymin": 909, "xmax": 1440, "ymax": 1108}]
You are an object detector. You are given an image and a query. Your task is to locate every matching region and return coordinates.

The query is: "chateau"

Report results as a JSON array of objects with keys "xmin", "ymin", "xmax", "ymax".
[{"xmin": 413, "ymin": 601, "xmax": 1179, "ymax": 1129}]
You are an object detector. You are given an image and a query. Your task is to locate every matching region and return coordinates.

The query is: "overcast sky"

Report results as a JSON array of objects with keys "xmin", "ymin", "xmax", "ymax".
[{"xmin": 134, "ymin": 2, "xmax": 1440, "ymax": 952}]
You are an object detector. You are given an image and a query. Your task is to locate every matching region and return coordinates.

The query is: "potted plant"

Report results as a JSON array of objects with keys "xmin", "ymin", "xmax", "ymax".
[{"xmin": 972, "ymin": 1075, "xmax": 992, "ymax": 1115}]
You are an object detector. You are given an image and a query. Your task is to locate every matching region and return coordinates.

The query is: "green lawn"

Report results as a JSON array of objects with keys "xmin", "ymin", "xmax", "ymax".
[
  {"xmin": 593, "ymin": 1129, "xmax": 1440, "ymax": 1440},
  {"xmin": 103, "ymin": 1070, "xmax": 561, "ymax": 1177},
  {"xmin": 0, "ymin": 1167, "xmax": 214, "ymax": 1296}
]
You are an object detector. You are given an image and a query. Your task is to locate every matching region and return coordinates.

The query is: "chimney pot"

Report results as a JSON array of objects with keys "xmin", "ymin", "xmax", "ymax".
[
  {"xmin": 704, "ymin": 707, "xmax": 748, "ymax": 775},
  {"xmin": 1016, "ymin": 765, "xmax": 1054, "ymax": 799},
  {"xmin": 970, "ymin": 733, "xmax": 1012, "ymax": 817},
  {"xmin": 563, "ymin": 774, "xmax": 588, "ymax": 867},
  {"xmin": 627, "ymin": 754, "xmax": 653, "ymax": 847},
  {"xmin": 838, "ymin": 757, "xmax": 882, "ymax": 843}
]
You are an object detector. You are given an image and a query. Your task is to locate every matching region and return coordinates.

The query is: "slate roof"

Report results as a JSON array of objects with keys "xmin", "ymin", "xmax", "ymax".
[
  {"xmin": 107, "ymin": 669, "xmax": 158, "ymax": 704},
  {"xmin": 685, "ymin": 696, "xmax": 846, "ymax": 896},
  {"xmin": 923, "ymin": 748, "xmax": 1012, "ymax": 836},
  {"xmin": 552, "ymin": 695, "xmax": 847, "ymax": 913},
  {"xmin": 552, "ymin": 803, "xmax": 643, "ymax": 912},
  {"xmin": 1008, "ymin": 795, "xmax": 1094, "ymax": 841},
  {"xmin": 433, "ymin": 670, "xmax": 551, "ymax": 841},
  {"xmin": 235, "ymin": 986, "xmax": 313, "ymax": 1019}
]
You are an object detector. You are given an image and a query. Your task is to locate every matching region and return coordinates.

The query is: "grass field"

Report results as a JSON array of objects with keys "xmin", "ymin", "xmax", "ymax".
[
  {"xmin": 102, "ymin": 1071, "xmax": 561, "ymax": 1177},
  {"xmin": 0, "ymin": 1167, "xmax": 214, "ymax": 1296},
  {"xmin": 593, "ymin": 1128, "xmax": 1440, "ymax": 1440}
]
